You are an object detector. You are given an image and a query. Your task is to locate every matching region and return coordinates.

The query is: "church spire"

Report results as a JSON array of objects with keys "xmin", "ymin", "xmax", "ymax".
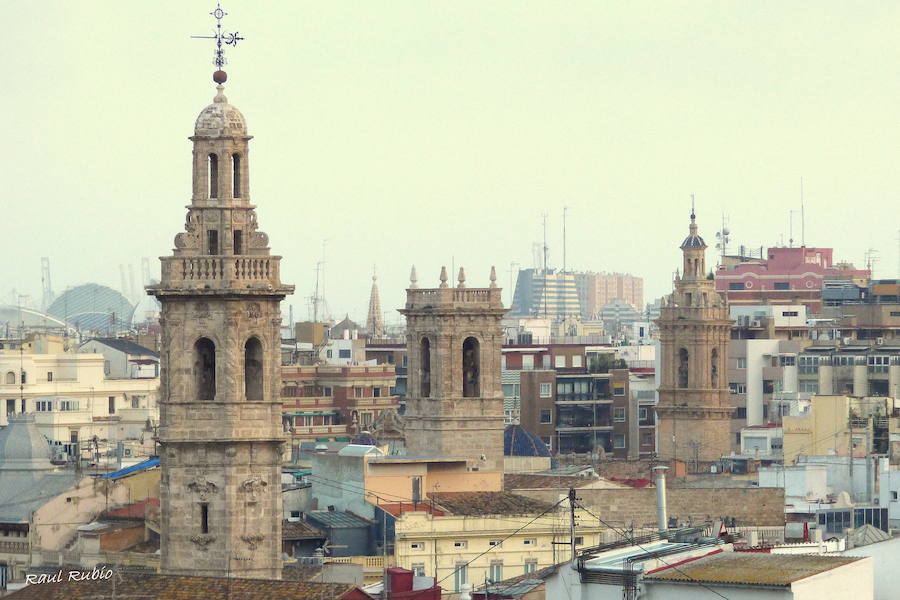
[{"xmin": 366, "ymin": 268, "xmax": 385, "ymax": 338}]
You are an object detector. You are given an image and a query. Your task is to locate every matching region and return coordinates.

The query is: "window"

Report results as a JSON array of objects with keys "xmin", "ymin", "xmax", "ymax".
[
  {"xmin": 410, "ymin": 542, "xmax": 424, "ymax": 550},
  {"xmin": 489, "ymin": 562, "xmax": 503, "ymax": 583},
  {"xmin": 290, "ymin": 511, "xmax": 301, "ymax": 519},
  {"xmin": 20, "ymin": 372, "xmax": 26, "ymax": 384},
  {"xmin": 554, "ymin": 355, "xmax": 566, "ymax": 368},
  {"xmin": 354, "ymin": 387, "xmax": 363, "ymax": 398},
  {"xmin": 774, "ymin": 282, "xmax": 791, "ymax": 291},
  {"xmin": 462, "ymin": 337, "xmax": 480, "ymax": 397},
  {"xmin": 373, "ymin": 387, "xmax": 381, "ymax": 398},
  {"xmin": 524, "ymin": 560, "xmax": 538, "ymax": 574},
  {"xmin": 70, "ymin": 430, "xmax": 78, "ymax": 443},
  {"xmin": 60, "ymin": 399, "xmax": 79, "ymax": 411},
  {"xmin": 323, "ymin": 387, "xmax": 332, "ymax": 396},
  {"xmin": 233, "ymin": 230, "xmax": 243, "ymax": 254},
  {"xmin": 613, "ymin": 385, "xmax": 625, "ymax": 396},
  {"xmin": 20, "ymin": 398, "xmax": 25, "ymax": 413},
  {"xmin": 779, "ymin": 356, "xmax": 796, "ymax": 366},
  {"xmin": 244, "ymin": 337, "xmax": 264, "ymax": 400},
  {"xmin": 781, "ymin": 310, "xmax": 798, "ymax": 316},
  {"xmin": 326, "ymin": 349, "xmax": 333, "ymax": 358},
  {"xmin": 539, "ymin": 383, "xmax": 552, "ymax": 398},
  {"xmin": 572, "ymin": 355, "xmax": 583, "ymax": 368},
  {"xmin": 729, "ymin": 383, "xmax": 747, "ymax": 394},
  {"xmin": 488, "ymin": 540, "xmax": 502, "ymax": 547},
  {"xmin": 639, "ymin": 407, "xmax": 648, "ymax": 420},
  {"xmin": 763, "ymin": 380, "xmax": 774, "ymax": 394},
  {"xmin": 736, "ymin": 407, "xmax": 747, "ymax": 419},
  {"xmin": 736, "ymin": 357, "xmax": 747, "ymax": 369},
  {"xmin": 4, "ymin": 372, "xmax": 14, "ymax": 385},
  {"xmin": 131, "ymin": 396, "xmax": 140, "ymax": 408},
  {"xmin": 108, "ymin": 397, "xmax": 115, "ymax": 414},
  {"xmin": 613, "ymin": 407, "xmax": 626, "ymax": 422},
  {"xmin": 421, "ymin": 337, "xmax": 433, "ymax": 397},
  {"xmin": 411, "ymin": 563, "xmax": 425, "ymax": 577},
  {"xmin": 37, "ymin": 400, "xmax": 53, "ymax": 412},
  {"xmin": 47, "ymin": 372, "xmax": 53, "ymax": 382},
  {"xmin": 574, "ymin": 536, "xmax": 584, "ymax": 546},
  {"xmin": 232, "ymin": 153, "xmax": 241, "ymax": 197},
  {"xmin": 200, "ymin": 503, "xmax": 210, "ymax": 534},
  {"xmin": 454, "ymin": 563, "xmax": 468, "ymax": 593},
  {"xmin": 613, "ymin": 434, "xmax": 626, "ymax": 449},
  {"xmin": 208, "ymin": 153, "xmax": 218, "ymax": 198},
  {"xmin": 5, "ymin": 399, "xmax": 15, "ymax": 416},
  {"xmin": 678, "ymin": 348, "xmax": 689, "ymax": 388},
  {"xmin": 452, "ymin": 540, "xmax": 467, "ymax": 548},
  {"xmin": 729, "ymin": 282, "xmax": 745, "ymax": 290},
  {"xmin": 207, "ymin": 229, "xmax": 219, "ymax": 255},
  {"xmin": 540, "ymin": 409, "xmax": 552, "ymax": 424},
  {"xmin": 892, "ymin": 492, "xmax": 898, "ymax": 501},
  {"xmin": 338, "ymin": 349, "xmax": 352, "ymax": 359},
  {"xmin": 522, "ymin": 355, "xmax": 534, "ymax": 370},
  {"xmin": 194, "ymin": 338, "xmax": 216, "ymax": 400},
  {"xmin": 798, "ymin": 355, "xmax": 819, "ymax": 374},
  {"xmin": 891, "ymin": 312, "xmax": 900, "ymax": 317},
  {"xmin": 523, "ymin": 538, "xmax": 536, "ymax": 546},
  {"xmin": 641, "ymin": 432, "xmax": 653, "ymax": 446},
  {"xmin": 542, "ymin": 355, "xmax": 551, "ymax": 369}
]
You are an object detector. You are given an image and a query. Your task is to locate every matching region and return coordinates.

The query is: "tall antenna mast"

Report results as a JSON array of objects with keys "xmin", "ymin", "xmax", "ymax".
[
  {"xmin": 800, "ymin": 177, "xmax": 806, "ymax": 247},
  {"xmin": 542, "ymin": 213, "xmax": 549, "ymax": 273}
]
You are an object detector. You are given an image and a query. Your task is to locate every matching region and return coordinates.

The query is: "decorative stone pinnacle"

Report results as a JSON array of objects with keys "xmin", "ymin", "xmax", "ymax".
[
  {"xmin": 457, "ymin": 267, "xmax": 466, "ymax": 289},
  {"xmin": 214, "ymin": 84, "xmax": 227, "ymax": 103},
  {"xmin": 409, "ymin": 265, "xmax": 418, "ymax": 289},
  {"xmin": 439, "ymin": 266, "xmax": 448, "ymax": 288},
  {"xmin": 489, "ymin": 266, "xmax": 497, "ymax": 288}
]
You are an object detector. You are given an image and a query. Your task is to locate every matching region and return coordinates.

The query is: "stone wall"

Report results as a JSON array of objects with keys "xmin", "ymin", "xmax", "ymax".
[{"xmin": 515, "ymin": 487, "xmax": 785, "ymax": 527}]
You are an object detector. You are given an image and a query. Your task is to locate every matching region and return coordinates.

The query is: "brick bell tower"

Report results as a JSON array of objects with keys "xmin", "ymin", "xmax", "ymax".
[
  {"xmin": 148, "ymin": 69, "xmax": 293, "ymax": 578},
  {"xmin": 399, "ymin": 266, "xmax": 506, "ymax": 473},
  {"xmin": 655, "ymin": 206, "xmax": 733, "ymax": 464}
]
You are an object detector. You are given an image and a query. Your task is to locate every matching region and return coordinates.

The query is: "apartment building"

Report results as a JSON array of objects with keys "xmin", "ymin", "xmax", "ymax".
[{"xmin": 281, "ymin": 364, "xmax": 400, "ymax": 446}]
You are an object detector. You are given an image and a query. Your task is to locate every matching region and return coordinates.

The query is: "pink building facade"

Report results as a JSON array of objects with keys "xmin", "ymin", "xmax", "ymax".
[{"xmin": 715, "ymin": 247, "xmax": 869, "ymax": 313}]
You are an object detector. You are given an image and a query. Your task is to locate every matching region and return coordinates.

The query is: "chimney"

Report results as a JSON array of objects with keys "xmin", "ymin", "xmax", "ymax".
[{"xmin": 653, "ymin": 465, "xmax": 669, "ymax": 536}]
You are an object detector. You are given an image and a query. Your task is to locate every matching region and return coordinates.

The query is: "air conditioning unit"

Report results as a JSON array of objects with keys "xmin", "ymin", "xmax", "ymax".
[{"xmin": 876, "ymin": 337, "xmax": 885, "ymax": 345}]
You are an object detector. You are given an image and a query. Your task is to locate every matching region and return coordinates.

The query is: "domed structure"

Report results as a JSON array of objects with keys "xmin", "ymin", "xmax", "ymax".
[
  {"xmin": 194, "ymin": 85, "xmax": 247, "ymax": 137},
  {"xmin": 47, "ymin": 283, "xmax": 135, "ymax": 333},
  {"xmin": 504, "ymin": 424, "xmax": 551, "ymax": 458},
  {"xmin": 0, "ymin": 414, "xmax": 53, "ymax": 471}
]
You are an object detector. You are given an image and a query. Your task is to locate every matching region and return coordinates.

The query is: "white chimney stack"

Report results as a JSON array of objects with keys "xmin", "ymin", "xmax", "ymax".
[{"xmin": 654, "ymin": 465, "xmax": 669, "ymax": 536}]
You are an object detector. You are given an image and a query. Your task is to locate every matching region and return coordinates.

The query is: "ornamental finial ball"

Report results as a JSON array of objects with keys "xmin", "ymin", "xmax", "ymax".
[{"xmin": 213, "ymin": 70, "xmax": 228, "ymax": 84}]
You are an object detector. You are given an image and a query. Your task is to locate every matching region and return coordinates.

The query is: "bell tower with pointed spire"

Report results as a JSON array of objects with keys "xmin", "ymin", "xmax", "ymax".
[
  {"xmin": 655, "ymin": 204, "xmax": 733, "ymax": 464},
  {"xmin": 399, "ymin": 266, "xmax": 506, "ymax": 473},
  {"xmin": 366, "ymin": 269, "xmax": 385, "ymax": 338},
  {"xmin": 148, "ymin": 44, "xmax": 293, "ymax": 576}
]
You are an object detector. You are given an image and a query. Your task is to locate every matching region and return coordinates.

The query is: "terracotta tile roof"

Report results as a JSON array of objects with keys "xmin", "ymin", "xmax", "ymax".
[
  {"xmin": 377, "ymin": 502, "xmax": 445, "ymax": 517},
  {"xmin": 283, "ymin": 519, "xmax": 326, "ymax": 540},
  {"xmin": 643, "ymin": 552, "xmax": 862, "ymax": 587},
  {"xmin": 489, "ymin": 562, "xmax": 563, "ymax": 587},
  {"xmin": 504, "ymin": 474, "xmax": 601, "ymax": 489},
  {"xmin": 102, "ymin": 498, "xmax": 160, "ymax": 520},
  {"xmin": 428, "ymin": 492, "xmax": 556, "ymax": 516},
  {"xmin": 4, "ymin": 572, "xmax": 372, "ymax": 600}
]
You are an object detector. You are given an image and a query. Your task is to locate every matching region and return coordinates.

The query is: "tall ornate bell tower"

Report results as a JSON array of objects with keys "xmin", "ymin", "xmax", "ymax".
[
  {"xmin": 399, "ymin": 266, "xmax": 506, "ymax": 473},
  {"xmin": 655, "ymin": 207, "xmax": 733, "ymax": 464},
  {"xmin": 148, "ymin": 63, "xmax": 293, "ymax": 577}
]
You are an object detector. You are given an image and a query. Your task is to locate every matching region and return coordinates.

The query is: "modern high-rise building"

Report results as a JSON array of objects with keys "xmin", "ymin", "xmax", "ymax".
[
  {"xmin": 508, "ymin": 268, "xmax": 581, "ymax": 320},
  {"xmin": 575, "ymin": 272, "xmax": 645, "ymax": 317}
]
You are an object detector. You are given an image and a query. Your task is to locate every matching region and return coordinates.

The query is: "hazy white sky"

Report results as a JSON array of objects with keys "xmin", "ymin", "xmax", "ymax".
[{"xmin": 2, "ymin": 1, "xmax": 898, "ymax": 324}]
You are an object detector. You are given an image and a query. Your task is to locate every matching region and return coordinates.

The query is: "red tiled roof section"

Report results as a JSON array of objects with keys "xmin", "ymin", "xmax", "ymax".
[
  {"xmin": 607, "ymin": 477, "xmax": 652, "ymax": 488},
  {"xmin": 282, "ymin": 519, "xmax": 326, "ymax": 540},
  {"xmin": 4, "ymin": 572, "xmax": 373, "ymax": 600},
  {"xmin": 102, "ymin": 498, "xmax": 160, "ymax": 520},
  {"xmin": 504, "ymin": 474, "xmax": 600, "ymax": 489},
  {"xmin": 428, "ymin": 492, "xmax": 556, "ymax": 516},
  {"xmin": 378, "ymin": 502, "xmax": 445, "ymax": 517}
]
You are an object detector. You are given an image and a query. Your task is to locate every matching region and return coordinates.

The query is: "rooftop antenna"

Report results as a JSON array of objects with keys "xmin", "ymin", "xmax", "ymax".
[
  {"xmin": 788, "ymin": 210, "xmax": 798, "ymax": 248},
  {"xmin": 800, "ymin": 177, "xmax": 806, "ymax": 247},
  {"xmin": 562, "ymin": 206, "xmax": 569, "ymax": 273},
  {"xmin": 715, "ymin": 213, "xmax": 730, "ymax": 267},
  {"xmin": 191, "ymin": 2, "xmax": 244, "ymax": 83},
  {"xmin": 542, "ymin": 213, "xmax": 549, "ymax": 273},
  {"xmin": 865, "ymin": 248, "xmax": 879, "ymax": 277}
]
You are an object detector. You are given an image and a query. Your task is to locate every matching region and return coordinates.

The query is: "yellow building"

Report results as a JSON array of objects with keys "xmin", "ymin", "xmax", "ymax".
[
  {"xmin": 385, "ymin": 493, "xmax": 604, "ymax": 594},
  {"xmin": 783, "ymin": 395, "xmax": 898, "ymax": 464}
]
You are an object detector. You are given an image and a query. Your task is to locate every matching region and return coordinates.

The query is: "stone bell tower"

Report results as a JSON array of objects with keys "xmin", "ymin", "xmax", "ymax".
[
  {"xmin": 655, "ymin": 207, "xmax": 733, "ymax": 464},
  {"xmin": 148, "ymin": 73, "xmax": 293, "ymax": 579},
  {"xmin": 399, "ymin": 266, "xmax": 506, "ymax": 473}
]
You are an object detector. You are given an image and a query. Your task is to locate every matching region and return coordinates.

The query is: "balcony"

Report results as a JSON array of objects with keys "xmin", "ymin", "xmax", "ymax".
[
  {"xmin": 555, "ymin": 394, "xmax": 612, "ymax": 404},
  {"xmin": 289, "ymin": 425, "xmax": 349, "ymax": 436},
  {"xmin": 0, "ymin": 540, "xmax": 28, "ymax": 554}
]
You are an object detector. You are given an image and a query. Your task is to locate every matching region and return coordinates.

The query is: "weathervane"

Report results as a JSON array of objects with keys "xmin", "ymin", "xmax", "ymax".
[{"xmin": 191, "ymin": 2, "xmax": 244, "ymax": 83}]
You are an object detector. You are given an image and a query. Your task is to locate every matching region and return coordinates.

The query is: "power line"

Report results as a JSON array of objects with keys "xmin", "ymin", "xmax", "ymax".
[{"xmin": 575, "ymin": 503, "xmax": 731, "ymax": 600}]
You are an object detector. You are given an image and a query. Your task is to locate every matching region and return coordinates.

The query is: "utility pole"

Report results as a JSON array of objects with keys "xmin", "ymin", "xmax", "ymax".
[{"xmin": 568, "ymin": 488, "xmax": 577, "ymax": 563}]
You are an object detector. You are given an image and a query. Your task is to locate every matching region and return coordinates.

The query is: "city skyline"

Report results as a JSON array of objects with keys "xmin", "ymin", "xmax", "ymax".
[{"xmin": 3, "ymin": 1, "xmax": 898, "ymax": 323}]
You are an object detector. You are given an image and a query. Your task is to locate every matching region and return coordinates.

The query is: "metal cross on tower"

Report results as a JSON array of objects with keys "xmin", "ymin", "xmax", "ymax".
[{"xmin": 191, "ymin": 2, "xmax": 244, "ymax": 72}]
